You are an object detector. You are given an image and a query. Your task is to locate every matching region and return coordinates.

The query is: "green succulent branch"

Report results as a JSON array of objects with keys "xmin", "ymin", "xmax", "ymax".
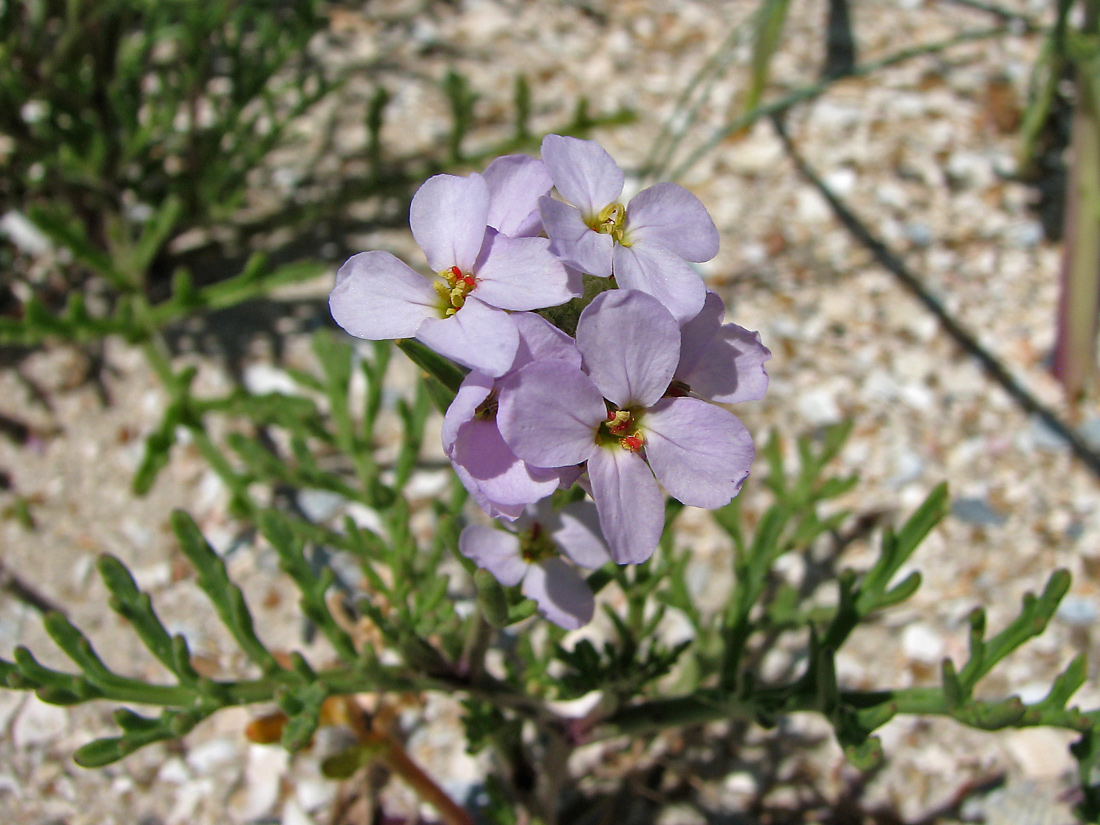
[
  {"xmin": 4, "ymin": 412, "xmax": 1100, "ymax": 818},
  {"xmin": 590, "ymin": 464, "xmax": 1100, "ymax": 813}
]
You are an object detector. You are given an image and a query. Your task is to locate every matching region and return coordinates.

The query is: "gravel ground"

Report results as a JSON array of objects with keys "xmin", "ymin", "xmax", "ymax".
[{"xmin": 1, "ymin": 0, "xmax": 1096, "ymax": 822}]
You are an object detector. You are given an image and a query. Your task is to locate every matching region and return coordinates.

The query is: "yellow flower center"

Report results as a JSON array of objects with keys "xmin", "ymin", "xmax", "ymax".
[
  {"xmin": 588, "ymin": 202, "xmax": 631, "ymax": 247},
  {"xmin": 433, "ymin": 265, "xmax": 477, "ymax": 316}
]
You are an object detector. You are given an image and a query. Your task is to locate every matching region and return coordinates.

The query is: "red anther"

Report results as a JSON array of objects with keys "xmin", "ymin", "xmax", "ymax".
[
  {"xmin": 449, "ymin": 266, "xmax": 463, "ymax": 279},
  {"xmin": 606, "ymin": 411, "xmax": 616, "ymax": 422},
  {"xmin": 621, "ymin": 435, "xmax": 644, "ymax": 452},
  {"xmin": 461, "ymin": 275, "xmax": 475, "ymax": 287}
]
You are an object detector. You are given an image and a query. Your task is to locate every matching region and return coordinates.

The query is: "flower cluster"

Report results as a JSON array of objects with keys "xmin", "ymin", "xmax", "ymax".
[{"xmin": 330, "ymin": 135, "xmax": 770, "ymax": 628}]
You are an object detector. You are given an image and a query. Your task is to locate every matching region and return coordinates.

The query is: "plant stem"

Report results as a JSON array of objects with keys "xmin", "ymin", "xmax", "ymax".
[
  {"xmin": 1052, "ymin": 0, "xmax": 1100, "ymax": 402},
  {"xmin": 595, "ymin": 685, "xmax": 1094, "ymax": 740}
]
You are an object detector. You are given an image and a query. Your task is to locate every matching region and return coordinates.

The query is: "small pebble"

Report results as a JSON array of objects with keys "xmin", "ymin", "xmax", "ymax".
[
  {"xmin": 901, "ymin": 623, "xmax": 944, "ymax": 664},
  {"xmin": 11, "ymin": 696, "xmax": 68, "ymax": 748},
  {"xmin": 1056, "ymin": 595, "xmax": 1098, "ymax": 627},
  {"xmin": 185, "ymin": 737, "xmax": 238, "ymax": 774},
  {"xmin": 951, "ymin": 497, "xmax": 1008, "ymax": 527},
  {"xmin": 297, "ymin": 489, "xmax": 345, "ymax": 522}
]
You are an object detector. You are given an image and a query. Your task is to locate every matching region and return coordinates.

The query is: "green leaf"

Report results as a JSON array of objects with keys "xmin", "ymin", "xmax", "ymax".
[
  {"xmin": 113, "ymin": 708, "xmax": 162, "ymax": 734},
  {"xmin": 474, "ymin": 569, "xmax": 510, "ymax": 628},
  {"xmin": 259, "ymin": 511, "xmax": 359, "ymax": 663},
  {"xmin": 171, "ymin": 510, "xmax": 281, "ymax": 674},
  {"xmin": 443, "ymin": 70, "xmax": 478, "ymax": 162},
  {"xmin": 26, "ymin": 206, "xmax": 118, "ymax": 283},
  {"xmin": 1040, "ymin": 653, "xmax": 1088, "ymax": 710},
  {"xmin": 955, "ymin": 697, "xmax": 1027, "ymax": 730},
  {"xmin": 133, "ymin": 196, "xmax": 183, "ymax": 274},
  {"xmin": 745, "ymin": 0, "xmax": 792, "ymax": 115},
  {"xmin": 513, "ymin": 73, "xmax": 531, "ymax": 140},
  {"xmin": 941, "ymin": 658, "xmax": 965, "ymax": 708},
  {"xmin": 74, "ymin": 737, "xmax": 127, "ymax": 768},
  {"xmin": 13, "ymin": 646, "xmax": 100, "ymax": 701},
  {"xmin": 506, "ymin": 599, "xmax": 538, "ymax": 625},
  {"xmin": 875, "ymin": 571, "xmax": 922, "ymax": 610},
  {"xmin": 857, "ymin": 484, "xmax": 947, "ymax": 613},
  {"xmin": 842, "ymin": 736, "xmax": 883, "ymax": 771},
  {"xmin": 99, "ymin": 554, "xmax": 198, "ymax": 683}
]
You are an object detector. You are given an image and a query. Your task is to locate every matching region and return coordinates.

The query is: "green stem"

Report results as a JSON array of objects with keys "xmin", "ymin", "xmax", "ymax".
[{"xmin": 597, "ymin": 685, "xmax": 1093, "ymax": 740}]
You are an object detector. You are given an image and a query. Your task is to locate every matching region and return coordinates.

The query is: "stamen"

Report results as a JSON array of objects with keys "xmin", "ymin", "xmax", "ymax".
[
  {"xmin": 588, "ymin": 201, "xmax": 629, "ymax": 245},
  {"xmin": 621, "ymin": 434, "xmax": 645, "ymax": 452},
  {"xmin": 474, "ymin": 390, "xmax": 498, "ymax": 421},
  {"xmin": 435, "ymin": 266, "xmax": 477, "ymax": 315},
  {"xmin": 606, "ymin": 409, "xmax": 633, "ymax": 435}
]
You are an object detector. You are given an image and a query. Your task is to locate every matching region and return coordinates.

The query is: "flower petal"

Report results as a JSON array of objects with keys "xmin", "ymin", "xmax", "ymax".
[
  {"xmin": 539, "ymin": 196, "xmax": 614, "ymax": 277},
  {"xmin": 523, "ymin": 557, "xmax": 594, "ymax": 630},
  {"xmin": 498, "ymin": 360, "xmax": 605, "ymax": 468},
  {"xmin": 410, "ymin": 173, "xmax": 490, "ymax": 272},
  {"xmin": 612, "ymin": 241, "xmax": 706, "ymax": 323},
  {"xmin": 330, "ymin": 251, "xmax": 437, "ymax": 340},
  {"xmin": 452, "ymin": 419, "xmax": 560, "ymax": 507},
  {"xmin": 625, "ymin": 182, "xmax": 719, "ymax": 262},
  {"xmin": 459, "ymin": 525, "xmax": 526, "ymax": 586},
  {"xmin": 483, "ymin": 154, "xmax": 553, "ymax": 237},
  {"xmin": 453, "ymin": 461, "xmax": 527, "ymax": 522},
  {"xmin": 642, "ymin": 397, "xmax": 754, "ymax": 509},
  {"xmin": 588, "ymin": 447, "xmax": 665, "ymax": 564},
  {"xmin": 512, "ymin": 312, "xmax": 582, "ymax": 372},
  {"xmin": 676, "ymin": 290, "xmax": 725, "ymax": 378},
  {"xmin": 416, "ymin": 297, "xmax": 518, "ymax": 378},
  {"xmin": 474, "ymin": 234, "xmax": 577, "ymax": 311},
  {"xmin": 442, "ymin": 371, "xmax": 494, "ymax": 452},
  {"xmin": 547, "ymin": 501, "xmax": 610, "ymax": 569},
  {"xmin": 576, "ymin": 290, "xmax": 680, "ymax": 408},
  {"xmin": 680, "ymin": 323, "xmax": 772, "ymax": 404},
  {"xmin": 540, "ymin": 134, "xmax": 624, "ymax": 217},
  {"xmin": 556, "ymin": 464, "xmax": 584, "ymax": 491}
]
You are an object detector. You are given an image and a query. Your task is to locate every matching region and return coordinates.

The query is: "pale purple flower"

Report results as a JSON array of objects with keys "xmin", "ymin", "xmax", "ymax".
[
  {"xmin": 498, "ymin": 290, "xmax": 755, "ymax": 564},
  {"xmin": 330, "ymin": 162, "xmax": 578, "ymax": 377},
  {"xmin": 459, "ymin": 500, "xmax": 610, "ymax": 629},
  {"xmin": 443, "ymin": 312, "xmax": 582, "ymax": 520},
  {"xmin": 538, "ymin": 134, "xmax": 719, "ymax": 322},
  {"xmin": 672, "ymin": 291, "xmax": 772, "ymax": 403}
]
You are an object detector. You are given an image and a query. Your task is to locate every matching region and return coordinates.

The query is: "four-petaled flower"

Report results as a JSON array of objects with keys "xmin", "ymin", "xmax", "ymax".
[
  {"xmin": 330, "ymin": 157, "xmax": 578, "ymax": 377},
  {"xmin": 498, "ymin": 290, "xmax": 755, "ymax": 564},
  {"xmin": 538, "ymin": 134, "xmax": 720, "ymax": 323},
  {"xmin": 459, "ymin": 500, "xmax": 610, "ymax": 630}
]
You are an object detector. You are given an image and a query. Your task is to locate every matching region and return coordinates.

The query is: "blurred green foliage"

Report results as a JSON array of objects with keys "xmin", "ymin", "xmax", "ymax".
[{"xmin": 0, "ymin": 0, "xmax": 330, "ymax": 295}]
